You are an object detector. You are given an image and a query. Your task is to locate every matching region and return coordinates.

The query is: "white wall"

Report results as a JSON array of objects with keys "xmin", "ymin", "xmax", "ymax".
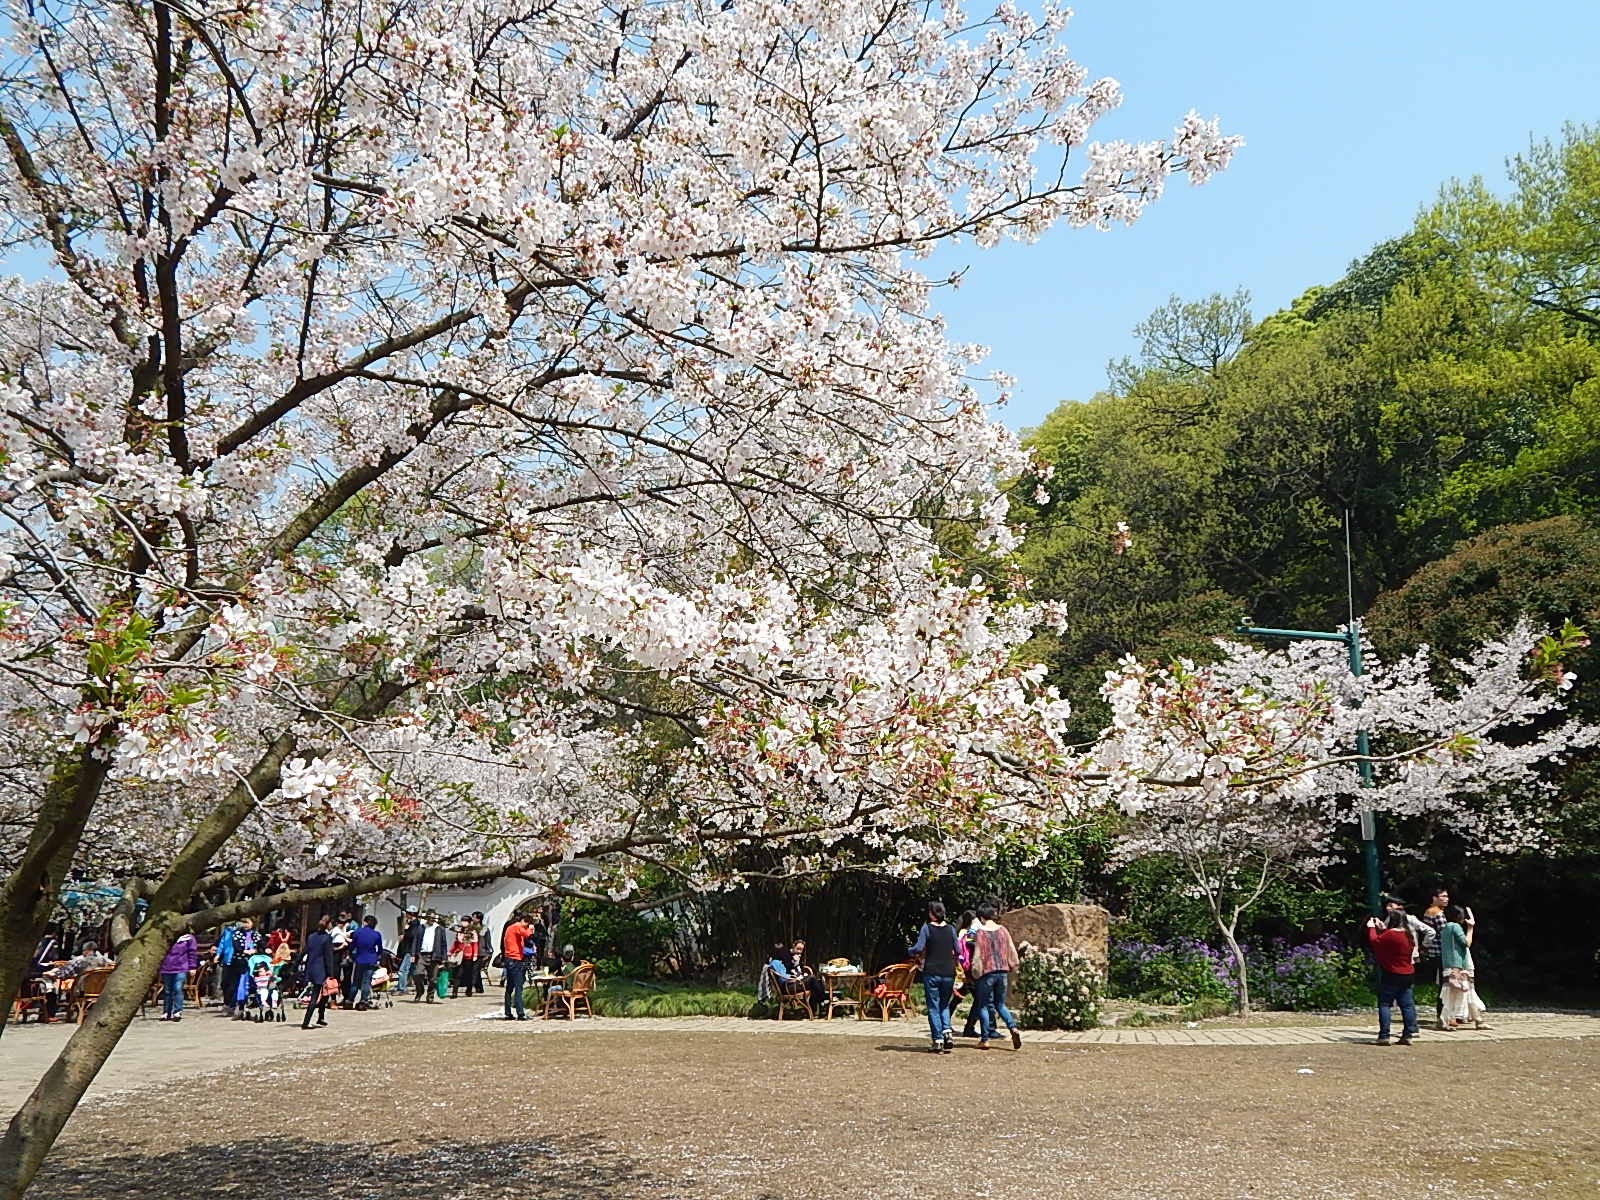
[{"xmin": 365, "ymin": 877, "xmax": 544, "ymax": 955}]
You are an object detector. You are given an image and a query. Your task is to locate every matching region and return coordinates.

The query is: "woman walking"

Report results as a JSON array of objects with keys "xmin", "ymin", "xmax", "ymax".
[
  {"xmin": 450, "ymin": 919, "xmax": 479, "ymax": 998},
  {"xmin": 967, "ymin": 903, "xmax": 1022, "ymax": 1051},
  {"xmin": 908, "ymin": 902, "xmax": 959, "ymax": 1053},
  {"xmin": 158, "ymin": 931, "xmax": 199, "ymax": 1021},
  {"xmin": 1366, "ymin": 910, "xmax": 1418, "ymax": 1046},
  {"xmin": 300, "ymin": 915, "xmax": 338, "ymax": 1030},
  {"xmin": 1440, "ymin": 905, "xmax": 1490, "ymax": 1030}
]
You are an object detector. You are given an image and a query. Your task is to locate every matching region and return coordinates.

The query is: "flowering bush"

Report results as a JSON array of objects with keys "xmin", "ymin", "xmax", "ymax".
[
  {"xmin": 1016, "ymin": 942, "xmax": 1101, "ymax": 1031},
  {"xmin": 1235, "ymin": 936, "xmax": 1369, "ymax": 1011},
  {"xmin": 1110, "ymin": 935, "xmax": 1369, "ymax": 1010},
  {"xmin": 1109, "ymin": 937, "xmax": 1234, "ymax": 1005}
]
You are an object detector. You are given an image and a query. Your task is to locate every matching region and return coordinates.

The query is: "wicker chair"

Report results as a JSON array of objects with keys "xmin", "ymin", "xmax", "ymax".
[
  {"xmin": 864, "ymin": 962, "xmax": 918, "ymax": 1021},
  {"xmin": 542, "ymin": 962, "xmax": 595, "ymax": 1020},
  {"xmin": 764, "ymin": 965, "xmax": 814, "ymax": 1020},
  {"xmin": 67, "ymin": 967, "xmax": 114, "ymax": 1024},
  {"xmin": 10, "ymin": 978, "xmax": 48, "ymax": 1025}
]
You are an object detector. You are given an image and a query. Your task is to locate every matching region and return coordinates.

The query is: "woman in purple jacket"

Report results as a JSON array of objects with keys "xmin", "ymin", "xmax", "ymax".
[{"xmin": 159, "ymin": 932, "xmax": 200, "ymax": 1021}]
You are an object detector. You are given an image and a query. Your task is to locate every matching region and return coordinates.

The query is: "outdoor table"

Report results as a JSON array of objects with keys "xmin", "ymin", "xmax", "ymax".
[{"xmin": 819, "ymin": 971, "xmax": 867, "ymax": 1020}]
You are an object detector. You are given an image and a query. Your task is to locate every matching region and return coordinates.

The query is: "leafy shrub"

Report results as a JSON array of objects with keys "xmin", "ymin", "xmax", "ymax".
[
  {"xmin": 1016, "ymin": 942, "xmax": 1101, "ymax": 1031},
  {"xmin": 1242, "ymin": 936, "xmax": 1369, "ymax": 1011},
  {"xmin": 525, "ymin": 979, "xmax": 758, "ymax": 1017},
  {"xmin": 1113, "ymin": 935, "xmax": 1370, "ymax": 1010},
  {"xmin": 1109, "ymin": 937, "xmax": 1233, "ymax": 1005},
  {"xmin": 557, "ymin": 899, "xmax": 671, "ymax": 978}
]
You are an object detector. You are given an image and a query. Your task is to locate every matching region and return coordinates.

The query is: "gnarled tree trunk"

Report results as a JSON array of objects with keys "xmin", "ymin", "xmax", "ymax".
[{"xmin": 0, "ymin": 750, "xmax": 110, "ymax": 1040}]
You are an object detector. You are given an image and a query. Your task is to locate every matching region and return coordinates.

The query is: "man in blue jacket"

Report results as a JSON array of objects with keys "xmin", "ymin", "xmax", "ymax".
[{"xmin": 349, "ymin": 915, "xmax": 384, "ymax": 1010}]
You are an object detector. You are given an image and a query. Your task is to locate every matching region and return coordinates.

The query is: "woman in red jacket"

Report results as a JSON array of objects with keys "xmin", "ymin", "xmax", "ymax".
[{"xmin": 1366, "ymin": 911, "xmax": 1418, "ymax": 1046}]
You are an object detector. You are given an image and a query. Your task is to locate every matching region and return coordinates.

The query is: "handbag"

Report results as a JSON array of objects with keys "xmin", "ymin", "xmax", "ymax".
[
  {"xmin": 319, "ymin": 977, "xmax": 340, "ymax": 998},
  {"xmin": 491, "ymin": 953, "xmax": 505, "ymax": 969}
]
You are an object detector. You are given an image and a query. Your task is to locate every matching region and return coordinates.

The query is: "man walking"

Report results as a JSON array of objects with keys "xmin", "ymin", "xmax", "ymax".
[
  {"xmin": 411, "ymin": 911, "xmax": 450, "ymax": 1003},
  {"xmin": 393, "ymin": 907, "xmax": 419, "ymax": 995},
  {"xmin": 501, "ymin": 910, "xmax": 534, "ymax": 1021},
  {"xmin": 349, "ymin": 915, "xmax": 384, "ymax": 1010}
]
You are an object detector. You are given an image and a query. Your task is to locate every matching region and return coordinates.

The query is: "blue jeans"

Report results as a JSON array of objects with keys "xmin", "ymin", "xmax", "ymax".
[
  {"xmin": 394, "ymin": 953, "xmax": 413, "ymax": 995},
  {"xmin": 503, "ymin": 959, "xmax": 527, "ymax": 1018},
  {"xmin": 972, "ymin": 971, "xmax": 1017, "ymax": 1041},
  {"xmin": 351, "ymin": 963, "xmax": 375, "ymax": 1006},
  {"xmin": 160, "ymin": 972, "xmax": 185, "ymax": 1018},
  {"xmin": 922, "ymin": 976, "xmax": 954, "ymax": 1042},
  {"xmin": 1377, "ymin": 971, "xmax": 1417, "ymax": 1040}
]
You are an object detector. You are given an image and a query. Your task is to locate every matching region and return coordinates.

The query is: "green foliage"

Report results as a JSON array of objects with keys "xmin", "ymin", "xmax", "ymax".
[
  {"xmin": 1108, "ymin": 937, "xmax": 1232, "ymax": 1006},
  {"xmin": 1016, "ymin": 944, "xmax": 1101, "ymax": 1031},
  {"xmin": 524, "ymin": 979, "xmax": 758, "ymax": 1018},
  {"xmin": 557, "ymin": 899, "xmax": 672, "ymax": 978}
]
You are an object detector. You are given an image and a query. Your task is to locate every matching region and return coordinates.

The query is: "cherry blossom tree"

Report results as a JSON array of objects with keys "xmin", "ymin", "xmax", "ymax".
[
  {"xmin": 0, "ymin": 0, "xmax": 1244, "ymax": 1189},
  {"xmin": 1101, "ymin": 621, "xmax": 1597, "ymax": 1013}
]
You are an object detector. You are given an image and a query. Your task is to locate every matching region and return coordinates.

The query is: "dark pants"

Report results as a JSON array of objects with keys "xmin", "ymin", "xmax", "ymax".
[
  {"xmin": 351, "ymin": 963, "xmax": 375, "ymax": 1007},
  {"xmin": 504, "ymin": 959, "xmax": 527, "ymax": 1018},
  {"xmin": 1376, "ymin": 970, "xmax": 1418, "ymax": 1040},
  {"xmin": 467, "ymin": 958, "xmax": 484, "ymax": 995},
  {"xmin": 1419, "ymin": 957, "xmax": 1441, "ymax": 1024},
  {"xmin": 302, "ymin": 985, "xmax": 330, "ymax": 1027},
  {"xmin": 220, "ymin": 961, "xmax": 244, "ymax": 1011},
  {"xmin": 413, "ymin": 955, "xmax": 441, "ymax": 1000},
  {"xmin": 781, "ymin": 976, "xmax": 826, "ymax": 1011}
]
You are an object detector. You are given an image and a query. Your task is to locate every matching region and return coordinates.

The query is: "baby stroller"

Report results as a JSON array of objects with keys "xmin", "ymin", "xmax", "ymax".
[
  {"xmin": 236, "ymin": 952, "xmax": 287, "ymax": 1022},
  {"xmin": 368, "ymin": 949, "xmax": 397, "ymax": 1009}
]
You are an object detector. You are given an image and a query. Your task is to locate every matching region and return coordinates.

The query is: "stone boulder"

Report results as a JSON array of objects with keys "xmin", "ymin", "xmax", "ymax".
[{"xmin": 1000, "ymin": 903, "xmax": 1110, "ymax": 976}]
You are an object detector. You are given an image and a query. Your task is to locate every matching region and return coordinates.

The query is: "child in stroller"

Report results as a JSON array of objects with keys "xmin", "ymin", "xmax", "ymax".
[
  {"xmin": 367, "ymin": 948, "xmax": 397, "ymax": 1008},
  {"xmin": 236, "ymin": 952, "xmax": 286, "ymax": 1022}
]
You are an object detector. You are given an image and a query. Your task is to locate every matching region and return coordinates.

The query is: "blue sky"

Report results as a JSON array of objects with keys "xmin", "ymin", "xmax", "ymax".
[{"xmin": 935, "ymin": 0, "xmax": 1600, "ymax": 433}]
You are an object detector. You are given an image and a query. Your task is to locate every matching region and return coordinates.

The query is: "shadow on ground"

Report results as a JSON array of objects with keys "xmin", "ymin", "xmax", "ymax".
[{"xmin": 43, "ymin": 1136, "xmax": 673, "ymax": 1200}]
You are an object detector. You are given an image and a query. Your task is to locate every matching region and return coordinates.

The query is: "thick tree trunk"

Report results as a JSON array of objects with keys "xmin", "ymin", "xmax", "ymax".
[
  {"xmin": 0, "ymin": 734, "xmax": 293, "ymax": 1198},
  {"xmin": 0, "ymin": 908, "xmax": 171, "ymax": 1200},
  {"xmin": 0, "ymin": 749, "xmax": 110, "ymax": 1039}
]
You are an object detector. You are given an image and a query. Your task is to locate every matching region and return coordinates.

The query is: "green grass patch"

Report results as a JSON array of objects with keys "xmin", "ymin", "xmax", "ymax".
[{"xmin": 523, "ymin": 979, "xmax": 759, "ymax": 1018}]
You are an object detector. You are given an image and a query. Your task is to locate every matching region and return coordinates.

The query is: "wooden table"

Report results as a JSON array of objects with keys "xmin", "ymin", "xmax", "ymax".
[{"xmin": 819, "ymin": 971, "xmax": 867, "ymax": 1020}]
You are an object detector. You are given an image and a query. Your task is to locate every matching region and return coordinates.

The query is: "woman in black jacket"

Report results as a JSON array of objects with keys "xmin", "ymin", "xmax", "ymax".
[{"xmin": 300, "ymin": 915, "xmax": 338, "ymax": 1030}]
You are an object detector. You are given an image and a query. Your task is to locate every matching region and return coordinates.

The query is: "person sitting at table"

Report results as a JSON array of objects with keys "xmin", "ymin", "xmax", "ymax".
[
  {"xmin": 43, "ymin": 942, "xmax": 112, "ymax": 982},
  {"xmin": 40, "ymin": 943, "xmax": 113, "ymax": 1016},
  {"xmin": 788, "ymin": 940, "xmax": 813, "ymax": 976},
  {"xmin": 546, "ymin": 945, "xmax": 579, "ymax": 994},
  {"xmin": 768, "ymin": 943, "xmax": 826, "ymax": 1012}
]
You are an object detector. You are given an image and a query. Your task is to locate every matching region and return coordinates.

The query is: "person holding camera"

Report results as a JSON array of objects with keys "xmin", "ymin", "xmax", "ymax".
[
  {"xmin": 1366, "ymin": 910, "xmax": 1418, "ymax": 1046},
  {"xmin": 1440, "ymin": 905, "xmax": 1490, "ymax": 1030}
]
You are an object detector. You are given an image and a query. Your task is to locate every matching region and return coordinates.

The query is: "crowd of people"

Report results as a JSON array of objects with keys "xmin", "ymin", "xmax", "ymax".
[
  {"xmin": 1367, "ymin": 886, "xmax": 1490, "ymax": 1045},
  {"xmin": 21, "ymin": 886, "xmax": 1496, "ymax": 1046}
]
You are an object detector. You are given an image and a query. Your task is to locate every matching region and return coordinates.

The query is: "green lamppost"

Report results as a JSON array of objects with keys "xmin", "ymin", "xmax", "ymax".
[{"xmin": 1235, "ymin": 618, "xmax": 1382, "ymax": 915}]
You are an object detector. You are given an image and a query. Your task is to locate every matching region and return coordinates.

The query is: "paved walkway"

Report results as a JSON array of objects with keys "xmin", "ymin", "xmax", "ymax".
[
  {"xmin": 479, "ymin": 1009, "xmax": 1600, "ymax": 1047},
  {"xmin": 5, "ymin": 998, "xmax": 1597, "ymax": 1108}
]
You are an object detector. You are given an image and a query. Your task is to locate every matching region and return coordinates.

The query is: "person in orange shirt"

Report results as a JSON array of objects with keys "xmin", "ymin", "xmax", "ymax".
[{"xmin": 501, "ymin": 912, "xmax": 535, "ymax": 1021}]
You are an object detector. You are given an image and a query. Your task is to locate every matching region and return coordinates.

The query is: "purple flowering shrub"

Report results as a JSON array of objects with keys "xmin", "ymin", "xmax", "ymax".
[
  {"xmin": 1111, "ymin": 934, "xmax": 1368, "ymax": 1010},
  {"xmin": 1109, "ymin": 937, "xmax": 1233, "ymax": 1005}
]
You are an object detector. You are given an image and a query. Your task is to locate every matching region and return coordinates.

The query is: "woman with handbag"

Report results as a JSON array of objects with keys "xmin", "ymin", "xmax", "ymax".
[{"xmin": 300, "ymin": 914, "xmax": 339, "ymax": 1030}]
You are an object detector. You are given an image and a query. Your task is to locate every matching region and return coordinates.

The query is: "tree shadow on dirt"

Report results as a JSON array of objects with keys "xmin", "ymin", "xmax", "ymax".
[{"xmin": 43, "ymin": 1135, "xmax": 678, "ymax": 1200}]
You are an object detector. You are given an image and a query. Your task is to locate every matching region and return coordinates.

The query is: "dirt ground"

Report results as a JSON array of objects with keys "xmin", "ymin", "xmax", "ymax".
[{"xmin": 37, "ymin": 1029, "xmax": 1600, "ymax": 1200}]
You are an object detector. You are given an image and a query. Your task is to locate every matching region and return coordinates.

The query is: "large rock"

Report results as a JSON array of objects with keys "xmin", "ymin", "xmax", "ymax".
[{"xmin": 1001, "ymin": 903, "xmax": 1109, "ymax": 976}]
